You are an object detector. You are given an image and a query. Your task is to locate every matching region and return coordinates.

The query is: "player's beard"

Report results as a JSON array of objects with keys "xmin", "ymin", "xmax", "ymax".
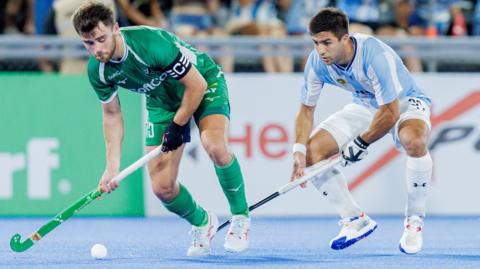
[{"xmin": 96, "ymin": 39, "xmax": 117, "ymax": 63}]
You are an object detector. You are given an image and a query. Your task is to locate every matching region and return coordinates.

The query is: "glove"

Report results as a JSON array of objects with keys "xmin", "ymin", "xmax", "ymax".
[
  {"xmin": 341, "ymin": 135, "xmax": 369, "ymax": 167},
  {"xmin": 161, "ymin": 121, "xmax": 187, "ymax": 152}
]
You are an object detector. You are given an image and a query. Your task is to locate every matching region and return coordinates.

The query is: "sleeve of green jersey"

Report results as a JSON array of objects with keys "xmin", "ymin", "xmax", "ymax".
[
  {"xmin": 146, "ymin": 29, "xmax": 192, "ymax": 80},
  {"xmin": 87, "ymin": 58, "xmax": 118, "ymax": 103}
]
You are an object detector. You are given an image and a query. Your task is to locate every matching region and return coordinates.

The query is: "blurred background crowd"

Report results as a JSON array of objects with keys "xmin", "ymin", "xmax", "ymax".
[{"xmin": 1, "ymin": 0, "xmax": 479, "ymax": 73}]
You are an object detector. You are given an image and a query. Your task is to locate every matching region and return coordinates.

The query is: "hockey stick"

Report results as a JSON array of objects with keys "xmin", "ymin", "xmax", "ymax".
[
  {"xmin": 10, "ymin": 146, "xmax": 164, "ymax": 252},
  {"xmin": 217, "ymin": 156, "xmax": 341, "ymax": 231}
]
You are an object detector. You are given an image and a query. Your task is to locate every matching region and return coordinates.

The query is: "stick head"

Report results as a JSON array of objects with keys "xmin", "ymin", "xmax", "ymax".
[{"xmin": 10, "ymin": 234, "xmax": 34, "ymax": 252}]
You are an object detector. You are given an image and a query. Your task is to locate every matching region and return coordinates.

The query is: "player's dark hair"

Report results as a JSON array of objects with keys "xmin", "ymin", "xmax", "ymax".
[
  {"xmin": 72, "ymin": 1, "xmax": 115, "ymax": 34},
  {"xmin": 308, "ymin": 7, "xmax": 349, "ymax": 40}
]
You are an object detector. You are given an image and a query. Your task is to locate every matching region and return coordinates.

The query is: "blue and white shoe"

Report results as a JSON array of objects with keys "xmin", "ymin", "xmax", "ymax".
[
  {"xmin": 330, "ymin": 213, "xmax": 377, "ymax": 250},
  {"xmin": 399, "ymin": 215, "xmax": 423, "ymax": 254}
]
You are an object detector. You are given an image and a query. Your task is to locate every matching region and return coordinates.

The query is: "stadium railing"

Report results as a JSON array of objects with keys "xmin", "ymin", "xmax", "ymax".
[{"xmin": 1, "ymin": 36, "xmax": 480, "ymax": 72}]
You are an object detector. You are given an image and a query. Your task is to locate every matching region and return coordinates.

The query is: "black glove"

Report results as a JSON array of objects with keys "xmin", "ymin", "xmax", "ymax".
[
  {"xmin": 161, "ymin": 121, "xmax": 186, "ymax": 152},
  {"xmin": 341, "ymin": 135, "xmax": 370, "ymax": 167}
]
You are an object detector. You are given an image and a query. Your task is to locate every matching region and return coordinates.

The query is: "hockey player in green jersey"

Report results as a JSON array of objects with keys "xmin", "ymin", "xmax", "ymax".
[{"xmin": 72, "ymin": 1, "xmax": 250, "ymax": 256}]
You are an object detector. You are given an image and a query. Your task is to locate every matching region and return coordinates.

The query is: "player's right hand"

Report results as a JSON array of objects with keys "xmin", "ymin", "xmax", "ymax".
[
  {"xmin": 99, "ymin": 169, "xmax": 119, "ymax": 194},
  {"xmin": 291, "ymin": 152, "xmax": 308, "ymax": 188}
]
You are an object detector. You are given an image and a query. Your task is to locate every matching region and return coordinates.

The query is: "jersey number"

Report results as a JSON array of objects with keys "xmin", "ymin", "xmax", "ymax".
[{"xmin": 408, "ymin": 98, "xmax": 426, "ymax": 112}]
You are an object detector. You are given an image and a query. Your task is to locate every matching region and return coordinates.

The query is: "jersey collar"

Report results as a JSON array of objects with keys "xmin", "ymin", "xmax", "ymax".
[
  {"xmin": 110, "ymin": 32, "xmax": 129, "ymax": 63},
  {"xmin": 334, "ymin": 36, "xmax": 357, "ymax": 72}
]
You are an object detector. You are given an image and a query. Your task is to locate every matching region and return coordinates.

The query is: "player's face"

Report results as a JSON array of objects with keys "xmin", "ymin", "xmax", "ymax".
[
  {"xmin": 311, "ymin": 31, "xmax": 349, "ymax": 65},
  {"xmin": 80, "ymin": 22, "xmax": 119, "ymax": 63}
]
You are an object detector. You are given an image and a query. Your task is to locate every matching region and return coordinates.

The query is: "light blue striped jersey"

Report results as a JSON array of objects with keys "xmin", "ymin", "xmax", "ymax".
[{"xmin": 301, "ymin": 33, "xmax": 431, "ymax": 109}]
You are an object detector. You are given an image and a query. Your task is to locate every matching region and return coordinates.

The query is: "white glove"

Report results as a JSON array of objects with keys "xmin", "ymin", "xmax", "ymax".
[{"xmin": 341, "ymin": 135, "xmax": 369, "ymax": 167}]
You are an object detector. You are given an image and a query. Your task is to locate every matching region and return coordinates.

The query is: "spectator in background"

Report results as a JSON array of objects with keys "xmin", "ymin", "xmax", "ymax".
[
  {"xmin": 335, "ymin": 0, "xmax": 381, "ymax": 34},
  {"xmin": 168, "ymin": 0, "xmax": 234, "ymax": 72},
  {"xmin": 34, "ymin": 0, "xmax": 55, "ymax": 35},
  {"xmin": 279, "ymin": 0, "xmax": 333, "ymax": 69},
  {"xmin": 473, "ymin": 0, "xmax": 480, "ymax": 35},
  {"xmin": 40, "ymin": 0, "xmax": 117, "ymax": 73},
  {"xmin": 412, "ymin": 0, "xmax": 469, "ymax": 36},
  {"xmin": 226, "ymin": 0, "xmax": 292, "ymax": 73},
  {"xmin": 169, "ymin": 0, "xmax": 218, "ymax": 36},
  {"xmin": 2, "ymin": 0, "xmax": 35, "ymax": 35},
  {"xmin": 116, "ymin": 0, "xmax": 167, "ymax": 28},
  {"xmin": 281, "ymin": 0, "xmax": 332, "ymax": 36},
  {"xmin": 375, "ymin": 0, "xmax": 426, "ymax": 72}
]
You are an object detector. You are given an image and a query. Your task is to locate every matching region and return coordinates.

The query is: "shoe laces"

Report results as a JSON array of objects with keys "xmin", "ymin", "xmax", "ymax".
[
  {"xmin": 229, "ymin": 216, "xmax": 249, "ymax": 237},
  {"xmin": 189, "ymin": 226, "xmax": 207, "ymax": 246},
  {"xmin": 338, "ymin": 215, "xmax": 361, "ymax": 227}
]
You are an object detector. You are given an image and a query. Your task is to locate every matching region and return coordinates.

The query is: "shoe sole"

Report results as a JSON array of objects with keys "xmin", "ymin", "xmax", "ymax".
[
  {"xmin": 224, "ymin": 245, "xmax": 248, "ymax": 253},
  {"xmin": 331, "ymin": 223, "xmax": 378, "ymax": 250},
  {"xmin": 399, "ymin": 243, "xmax": 421, "ymax": 254}
]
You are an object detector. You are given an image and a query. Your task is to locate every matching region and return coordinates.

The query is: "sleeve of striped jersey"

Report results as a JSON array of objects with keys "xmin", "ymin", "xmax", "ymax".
[
  {"xmin": 87, "ymin": 62, "xmax": 118, "ymax": 103},
  {"xmin": 300, "ymin": 54, "xmax": 323, "ymax": 106},
  {"xmin": 366, "ymin": 52, "xmax": 402, "ymax": 105}
]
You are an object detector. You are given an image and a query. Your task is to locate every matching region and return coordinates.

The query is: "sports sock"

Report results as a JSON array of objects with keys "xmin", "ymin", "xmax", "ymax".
[
  {"xmin": 162, "ymin": 183, "xmax": 208, "ymax": 227},
  {"xmin": 313, "ymin": 167, "xmax": 362, "ymax": 218},
  {"xmin": 406, "ymin": 152, "xmax": 432, "ymax": 218},
  {"xmin": 215, "ymin": 154, "xmax": 249, "ymax": 216}
]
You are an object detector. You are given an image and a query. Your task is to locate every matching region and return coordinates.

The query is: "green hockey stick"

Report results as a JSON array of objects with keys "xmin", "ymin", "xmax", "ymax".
[{"xmin": 10, "ymin": 146, "xmax": 164, "ymax": 252}]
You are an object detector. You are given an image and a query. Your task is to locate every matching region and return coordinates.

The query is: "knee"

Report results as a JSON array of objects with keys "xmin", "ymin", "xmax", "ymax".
[
  {"xmin": 305, "ymin": 141, "xmax": 332, "ymax": 166},
  {"xmin": 402, "ymin": 136, "xmax": 428, "ymax": 157},
  {"xmin": 149, "ymin": 168, "xmax": 177, "ymax": 201},
  {"xmin": 203, "ymin": 141, "xmax": 230, "ymax": 165},
  {"xmin": 151, "ymin": 181, "xmax": 177, "ymax": 202}
]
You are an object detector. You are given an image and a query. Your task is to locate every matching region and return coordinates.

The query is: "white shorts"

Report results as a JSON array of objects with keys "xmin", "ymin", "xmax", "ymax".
[{"xmin": 314, "ymin": 97, "xmax": 431, "ymax": 151}]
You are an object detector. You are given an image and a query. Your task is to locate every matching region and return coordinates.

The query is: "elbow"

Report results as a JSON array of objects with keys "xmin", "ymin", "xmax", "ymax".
[{"xmin": 199, "ymin": 78, "xmax": 208, "ymax": 93}]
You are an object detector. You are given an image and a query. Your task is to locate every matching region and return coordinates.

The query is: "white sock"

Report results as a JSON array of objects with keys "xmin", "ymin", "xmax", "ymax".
[
  {"xmin": 312, "ymin": 167, "xmax": 362, "ymax": 218},
  {"xmin": 406, "ymin": 152, "xmax": 433, "ymax": 218}
]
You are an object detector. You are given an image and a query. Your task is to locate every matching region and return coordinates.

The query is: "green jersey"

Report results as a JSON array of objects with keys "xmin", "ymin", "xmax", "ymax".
[{"xmin": 87, "ymin": 26, "xmax": 221, "ymax": 112}]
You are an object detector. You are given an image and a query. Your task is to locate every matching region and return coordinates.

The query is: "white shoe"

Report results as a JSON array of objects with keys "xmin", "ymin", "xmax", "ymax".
[
  {"xmin": 187, "ymin": 211, "xmax": 218, "ymax": 256},
  {"xmin": 224, "ymin": 215, "xmax": 250, "ymax": 252},
  {"xmin": 399, "ymin": 215, "xmax": 424, "ymax": 254},
  {"xmin": 330, "ymin": 213, "xmax": 377, "ymax": 250}
]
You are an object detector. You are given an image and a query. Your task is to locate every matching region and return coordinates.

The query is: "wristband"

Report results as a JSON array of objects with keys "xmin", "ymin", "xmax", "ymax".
[
  {"xmin": 354, "ymin": 135, "xmax": 370, "ymax": 149},
  {"xmin": 292, "ymin": 143, "xmax": 307, "ymax": 155}
]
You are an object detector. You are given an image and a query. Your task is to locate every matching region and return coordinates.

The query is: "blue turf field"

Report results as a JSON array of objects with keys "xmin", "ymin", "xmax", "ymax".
[{"xmin": 1, "ymin": 216, "xmax": 479, "ymax": 269}]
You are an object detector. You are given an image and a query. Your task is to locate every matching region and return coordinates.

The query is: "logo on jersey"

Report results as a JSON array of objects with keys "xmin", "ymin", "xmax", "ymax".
[
  {"xmin": 117, "ymin": 78, "xmax": 128, "ymax": 85},
  {"xmin": 108, "ymin": 70, "xmax": 123, "ymax": 80},
  {"xmin": 129, "ymin": 53, "xmax": 191, "ymax": 94},
  {"xmin": 336, "ymin": 78, "xmax": 347, "ymax": 85}
]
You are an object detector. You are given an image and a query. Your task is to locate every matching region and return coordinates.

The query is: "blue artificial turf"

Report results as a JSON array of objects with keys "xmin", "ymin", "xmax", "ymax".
[{"xmin": 1, "ymin": 216, "xmax": 479, "ymax": 269}]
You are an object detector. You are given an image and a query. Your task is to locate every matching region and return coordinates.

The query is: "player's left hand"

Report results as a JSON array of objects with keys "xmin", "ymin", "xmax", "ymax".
[
  {"xmin": 341, "ymin": 135, "xmax": 370, "ymax": 166},
  {"xmin": 162, "ymin": 121, "xmax": 187, "ymax": 152}
]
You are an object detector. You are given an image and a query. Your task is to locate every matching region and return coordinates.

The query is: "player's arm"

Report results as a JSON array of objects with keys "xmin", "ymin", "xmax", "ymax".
[
  {"xmin": 99, "ymin": 95, "xmax": 124, "ymax": 193},
  {"xmin": 174, "ymin": 66, "xmax": 207, "ymax": 126},
  {"xmin": 342, "ymin": 50, "xmax": 402, "ymax": 166},
  {"xmin": 294, "ymin": 104, "xmax": 315, "ymax": 149},
  {"xmin": 291, "ymin": 104, "xmax": 315, "ymax": 182},
  {"xmin": 292, "ymin": 51, "xmax": 323, "ymax": 181},
  {"xmin": 360, "ymin": 99, "xmax": 400, "ymax": 144}
]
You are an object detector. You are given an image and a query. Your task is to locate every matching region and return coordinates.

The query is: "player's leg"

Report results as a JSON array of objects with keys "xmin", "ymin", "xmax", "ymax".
[
  {"xmin": 395, "ymin": 97, "xmax": 432, "ymax": 254},
  {"xmin": 307, "ymin": 127, "xmax": 377, "ymax": 250},
  {"xmin": 146, "ymin": 120, "xmax": 216, "ymax": 257},
  {"xmin": 194, "ymin": 71, "xmax": 250, "ymax": 252},
  {"xmin": 198, "ymin": 114, "xmax": 250, "ymax": 252}
]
